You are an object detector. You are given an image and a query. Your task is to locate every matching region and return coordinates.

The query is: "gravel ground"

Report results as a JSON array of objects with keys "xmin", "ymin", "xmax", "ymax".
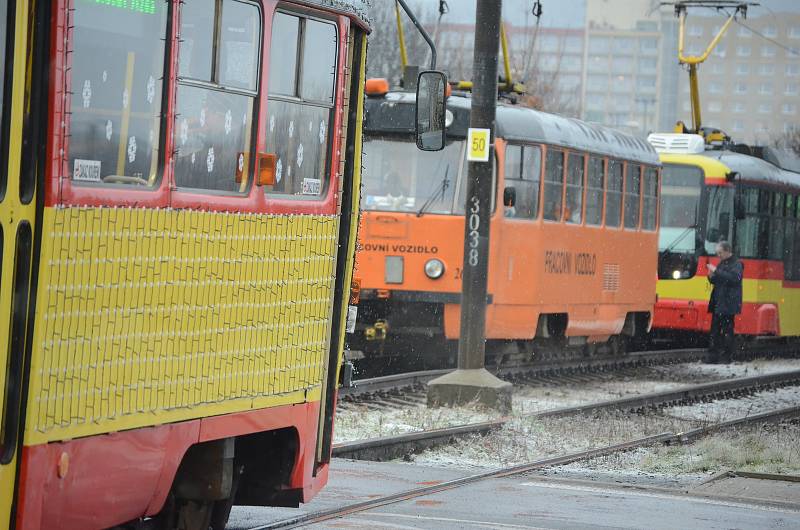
[
  {"xmin": 334, "ymin": 358, "xmax": 800, "ymax": 442},
  {"xmin": 665, "ymin": 386, "xmax": 800, "ymax": 422},
  {"xmin": 541, "ymin": 421, "xmax": 800, "ymax": 488}
]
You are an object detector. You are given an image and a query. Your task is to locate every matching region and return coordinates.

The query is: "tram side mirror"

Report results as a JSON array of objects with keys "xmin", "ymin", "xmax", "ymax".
[
  {"xmin": 503, "ymin": 187, "xmax": 516, "ymax": 207},
  {"xmin": 415, "ymin": 71, "xmax": 447, "ymax": 152}
]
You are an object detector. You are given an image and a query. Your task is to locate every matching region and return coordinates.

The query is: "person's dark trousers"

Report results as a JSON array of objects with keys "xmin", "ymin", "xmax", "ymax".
[{"xmin": 709, "ymin": 313, "xmax": 736, "ymax": 362}]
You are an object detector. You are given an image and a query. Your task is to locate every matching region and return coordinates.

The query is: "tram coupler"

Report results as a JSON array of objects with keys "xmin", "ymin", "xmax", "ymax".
[{"xmin": 364, "ymin": 319, "xmax": 389, "ymax": 341}]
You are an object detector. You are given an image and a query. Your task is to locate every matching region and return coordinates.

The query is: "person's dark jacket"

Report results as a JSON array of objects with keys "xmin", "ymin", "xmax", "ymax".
[{"xmin": 708, "ymin": 256, "xmax": 744, "ymax": 316}]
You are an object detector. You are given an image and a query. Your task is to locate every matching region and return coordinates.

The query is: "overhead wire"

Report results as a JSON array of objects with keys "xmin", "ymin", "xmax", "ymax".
[{"xmin": 703, "ymin": 6, "xmax": 800, "ymax": 56}]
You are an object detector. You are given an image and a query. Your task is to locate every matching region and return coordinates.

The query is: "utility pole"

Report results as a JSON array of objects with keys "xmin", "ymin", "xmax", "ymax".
[{"xmin": 428, "ymin": 0, "xmax": 512, "ymax": 413}]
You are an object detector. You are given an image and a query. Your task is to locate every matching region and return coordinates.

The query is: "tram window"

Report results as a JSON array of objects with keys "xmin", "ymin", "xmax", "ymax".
[
  {"xmin": 266, "ymin": 14, "xmax": 338, "ymax": 198},
  {"xmin": 769, "ymin": 192, "xmax": 785, "ymax": 260},
  {"xmin": 585, "ymin": 156, "xmax": 604, "ymax": 226},
  {"xmin": 301, "ymin": 20, "xmax": 337, "ymax": 103},
  {"xmin": 268, "ymin": 13, "xmax": 300, "ymax": 96},
  {"xmin": 565, "ymin": 153, "xmax": 584, "ymax": 224},
  {"xmin": 624, "ymin": 164, "xmax": 641, "ymax": 229},
  {"xmin": 174, "ymin": 0, "xmax": 261, "ymax": 193},
  {"xmin": 543, "ymin": 149, "xmax": 564, "ymax": 221},
  {"xmin": 67, "ymin": 1, "xmax": 168, "ymax": 188},
  {"xmin": 503, "ymin": 144, "xmax": 541, "ymax": 219},
  {"xmin": 642, "ymin": 167, "xmax": 659, "ymax": 231},
  {"xmin": 605, "ymin": 160, "xmax": 623, "ymax": 227}
]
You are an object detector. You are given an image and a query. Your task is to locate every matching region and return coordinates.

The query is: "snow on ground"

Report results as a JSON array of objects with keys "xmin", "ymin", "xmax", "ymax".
[
  {"xmin": 665, "ymin": 386, "xmax": 800, "ymax": 422},
  {"xmin": 335, "ymin": 358, "xmax": 800, "ymax": 443},
  {"xmin": 544, "ymin": 421, "xmax": 800, "ymax": 487}
]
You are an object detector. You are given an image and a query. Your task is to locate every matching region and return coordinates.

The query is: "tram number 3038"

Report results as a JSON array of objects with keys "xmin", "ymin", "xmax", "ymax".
[{"xmin": 468, "ymin": 195, "xmax": 480, "ymax": 267}]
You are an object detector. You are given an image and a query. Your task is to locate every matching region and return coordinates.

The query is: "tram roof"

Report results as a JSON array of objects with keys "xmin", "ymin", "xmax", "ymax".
[
  {"xmin": 701, "ymin": 150, "xmax": 800, "ymax": 190},
  {"xmin": 364, "ymin": 93, "xmax": 659, "ymax": 166},
  {"xmin": 310, "ymin": 0, "xmax": 371, "ymax": 29}
]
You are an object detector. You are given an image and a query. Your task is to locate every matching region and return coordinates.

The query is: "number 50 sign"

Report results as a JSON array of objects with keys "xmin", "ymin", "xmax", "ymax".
[{"xmin": 467, "ymin": 128, "xmax": 491, "ymax": 162}]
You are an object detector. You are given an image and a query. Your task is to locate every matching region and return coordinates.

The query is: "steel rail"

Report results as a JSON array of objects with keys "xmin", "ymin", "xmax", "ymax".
[
  {"xmin": 252, "ymin": 405, "xmax": 800, "ymax": 529},
  {"xmin": 343, "ymin": 342, "xmax": 800, "ymax": 400},
  {"xmin": 333, "ymin": 369, "xmax": 800, "ymax": 461}
]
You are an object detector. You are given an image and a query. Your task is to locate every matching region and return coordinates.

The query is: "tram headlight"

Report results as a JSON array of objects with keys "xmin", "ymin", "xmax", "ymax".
[
  {"xmin": 424, "ymin": 259, "xmax": 445, "ymax": 279},
  {"xmin": 672, "ymin": 270, "xmax": 682, "ymax": 280}
]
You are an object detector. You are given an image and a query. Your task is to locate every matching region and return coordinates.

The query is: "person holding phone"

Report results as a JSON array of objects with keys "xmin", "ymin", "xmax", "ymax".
[{"xmin": 706, "ymin": 241, "xmax": 743, "ymax": 363}]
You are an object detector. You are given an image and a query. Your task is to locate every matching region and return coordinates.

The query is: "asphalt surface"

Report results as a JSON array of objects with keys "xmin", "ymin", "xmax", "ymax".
[{"xmin": 227, "ymin": 458, "xmax": 800, "ymax": 530}]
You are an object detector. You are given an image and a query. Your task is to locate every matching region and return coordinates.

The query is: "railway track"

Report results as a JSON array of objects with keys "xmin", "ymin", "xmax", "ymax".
[
  {"xmin": 333, "ymin": 368, "xmax": 800, "ymax": 461},
  {"xmin": 339, "ymin": 343, "xmax": 800, "ymax": 406},
  {"xmin": 251, "ymin": 404, "xmax": 800, "ymax": 529}
]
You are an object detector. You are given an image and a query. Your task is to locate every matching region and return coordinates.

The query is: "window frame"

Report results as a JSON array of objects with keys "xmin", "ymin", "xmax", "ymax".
[
  {"xmin": 584, "ymin": 155, "xmax": 605, "ymax": 227},
  {"xmin": 542, "ymin": 146, "xmax": 565, "ymax": 222},
  {"xmin": 605, "ymin": 158, "xmax": 624, "ymax": 228},
  {"xmin": 623, "ymin": 163, "xmax": 642, "ymax": 230},
  {"xmin": 501, "ymin": 142, "xmax": 542, "ymax": 221},
  {"xmin": 261, "ymin": 8, "xmax": 340, "ymax": 203},
  {"xmin": 56, "ymin": 0, "xmax": 175, "ymax": 208},
  {"xmin": 565, "ymin": 152, "xmax": 585, "ymax": 225},
  {"xmin": 172, "ymin": 0, "xmax": 263, "ymax": 197},
  {"xmin": 0, "ymin": 0, "xmax": 13, "ymax": 202}
]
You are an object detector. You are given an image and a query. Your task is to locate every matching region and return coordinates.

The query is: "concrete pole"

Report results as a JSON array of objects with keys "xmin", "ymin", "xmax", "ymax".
[{"xmin": 427, "ymin": 0, "xmax": 512, "ymax": 413}]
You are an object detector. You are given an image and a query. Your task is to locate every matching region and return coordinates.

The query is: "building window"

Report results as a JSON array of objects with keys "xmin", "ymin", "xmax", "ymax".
[
  {"xmin": 612, "ymin": 57, "xmax": 632, "ymax": 74},
  {"xmin": 708, "ymin": 101, "xmax": 722, "ymax": 113},
  {"xmin": 736, "ymin": 45, "xmax": 751, "ymax": 57},
  {"xmin": 733, "ymin": 102, "xmax": 746, "ymax": 113},
  {"xmin": 761, "ymin": 45, "xmax": 776, "ymax": 58},
  {"xmin": 586, "ymin": 156, "xmax": 604, "ymax": 226},
  {"xmin": 790, "ymin": 26, "xmax": 800, "ymax": 39},
  {"xmin": 711, "ymin": 62, "xmax": 725, "ymax": 74},
  {"xmin": 708, "ymin": 81, "xmax": 722, "ymax": 94},
  {"xmin": 735, "ymin": 82, "xmax": 748, "ymax": 94},
  {"xmin": 590, "ymin": 36, "xmax": 610, "ymax": 53},
  {"xmin": 758, "ymin": 103, "xmax": 772, "ymax": 113},
  {"xmin": 67, "ymin": 1, "xmax": 169, "ymax": 188},
  {"xmin": 613, "ymin": 37, "xmax": 634, "ymax": 53},
  {"xmin": 640, "ymin": 38, "xmax": 658, "ymax": 53},
  {"xmin": 786, "ymin": 83, "xmax": 799, "ymax": 96},
  {"xmin": 174, "ymin": 0, "xmax": 261, "ymax": 194},
  {"xmin": 787, "ymin": 64, "xmax": 800, "ymax": 77},
  {"xmin": 759, "ymin": 63, "xmax": 775, "ymax": 76},
  {"xmin": 638, "ymin": 57, "xmax": 657, "ymax": 73},
  {"xmin": 733, "ymin": 120, "xmax": 744, "ymax": 132},
  {"xmin": 737, "ymin": 26, "xmax": 751, "ymax": 38},
  {"xmin": 544, "ymin": 149, "xmax": 565, "ymax": 221},
  {"xmin": 713, "ymin": 44, "xmax": 726, "ymax": 58},
  {"xmin": 764, "ymin": 26, "xmax": 777, "ymax": 38},
  {"xmin": 264, "ymin": 12, "xmax": 338, "ymax": 198},
  {"xmin": 736, "ymin": 63, "xmax": 749, "ymax": 75},
  {"xmin": 783, "ymin": 103, "xmax": 797, "ymax": 115},
  {"xmin": 688, "ymin": 25, "xmax": 703, "ymax": 37}
]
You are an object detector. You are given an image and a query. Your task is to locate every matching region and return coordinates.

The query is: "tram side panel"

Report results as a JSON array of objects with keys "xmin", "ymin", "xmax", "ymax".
[{"xmin": 13, "ymin": 2, "xmax": 368, "ymax": 529}]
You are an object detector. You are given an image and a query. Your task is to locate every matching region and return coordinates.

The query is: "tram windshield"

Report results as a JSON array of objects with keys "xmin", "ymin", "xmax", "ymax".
[
  {"xmin": 362, "ymin": 137, "xmax": 466, "ymax": 214},
  {"xmin": 659, "ymin": 164, "xmax": 704, "ymax": 253}
]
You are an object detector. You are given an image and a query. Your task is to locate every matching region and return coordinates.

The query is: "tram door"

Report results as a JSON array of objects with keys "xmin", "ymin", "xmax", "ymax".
[{"xmin": 0, "ymin": 1, "xmax": 36, "ymax": 527}]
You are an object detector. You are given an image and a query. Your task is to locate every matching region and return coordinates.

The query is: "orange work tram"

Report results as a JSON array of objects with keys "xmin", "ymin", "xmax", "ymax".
[
  {"xmin": 352, "ymin": 91, "xmax": 661, "ymax": 368},
  {"xmin": 0, "ymin": 1, "xmax": 371, "ymax": 529}
]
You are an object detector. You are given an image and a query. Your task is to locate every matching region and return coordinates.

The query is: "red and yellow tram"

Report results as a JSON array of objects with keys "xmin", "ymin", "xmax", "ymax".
[
  {"xmin": 352, "ymin": 89, "xmax": 660, "ymax": 366},
  {"xmin": 0, "ymin": 1, "xmax": 377, "ymax": 528},
  {"xmin": 649, "ymin": 133, "xmax": 800, "ymax": 340}
]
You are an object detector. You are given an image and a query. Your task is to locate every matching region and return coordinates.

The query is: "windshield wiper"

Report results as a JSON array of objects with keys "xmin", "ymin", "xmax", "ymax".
[
  {"xmin": 416, "ymin": 165, "xmax": 450, "ymax": 217},
  {"xmin": 660, "ymin": 224, "xmax": 697, "ymax": 257}
]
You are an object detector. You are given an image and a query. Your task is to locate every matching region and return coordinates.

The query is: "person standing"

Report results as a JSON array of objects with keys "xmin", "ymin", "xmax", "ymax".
[{"xmin": 706, "ymin": 241, "xmax": 743, "ymax": 363}]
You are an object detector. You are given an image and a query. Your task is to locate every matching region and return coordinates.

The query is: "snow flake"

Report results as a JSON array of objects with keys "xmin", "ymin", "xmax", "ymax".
[
  {"xmin": 224, "ymin": 109, "xmax": 232, "ymax": 135},
  {"xmin": 102, "ymin": 70, "xmax": 108, "ymax": 83},
  {"xmin": 200, "ymin": 108, "xmax": 207, "ymax": 127},
  {"xmin": 146, "ymin": 75, "xmax": 156, "ymax": 104},
  {"xmin": 297, "ymin": 143, "xmax": 304, "ymax": 168},
  {"xmin": 105, "ymin": 120, "xmax": 113, "ymax": 141},
  {"xmin": 82, "ymin": 80, "xmax": 92, "ymax": 108},
  {"xmin": 122, "ymin": 88, "xmax": 129, "ymax": 109},
  {"xmin": 275, "ymin": 158, "xmax": 283, "ymax": 183},
  {"xmin": 127, "ymin": 136, "xmax": 137, "ymax": 163},
  {"xmin": 319, "ymin": 120, "xmax": 327, "ymax": 144},
  {"xmin": 206, "ymin": 147, "xmax": 215, "ymax": 173},
  {"xmin": 308, "ymin": 121, "xmax": 313, "ymax": 132},
  {"xmin": 288, "ymin": 120, "xmax": 294, "ymax": 138},
  {"xmin": 180, "ymin": 119, "xmax": 189, "ymax": 145},
  {"xmin": 269, "ymin": 114, "xmax": 275, "ymax": 132},
  {"xmin": 191, "ymin": 152, "xmax": 196, "ymax": 165},
  {"xmin": 237, "ymin": 153, "xmax": 245, "ymax": 173}
]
